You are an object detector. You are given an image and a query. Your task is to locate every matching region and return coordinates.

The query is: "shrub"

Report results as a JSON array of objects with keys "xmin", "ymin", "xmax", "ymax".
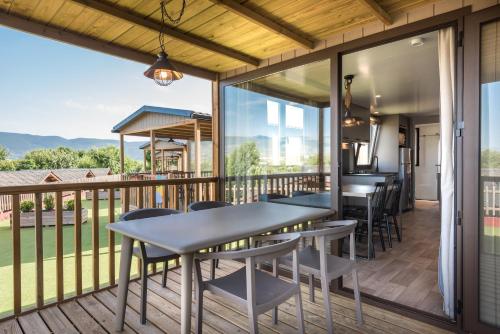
[
  {"xmin": 65, "ymin": 199, "xmax": 75, "ymax": 211},
  {"xmin": 20, "ymin": 200, "xmax": 34, "ymax": 213},
  {"xmin": 43, "ymin": 194, "xmax": 55, "ymax": 211}
]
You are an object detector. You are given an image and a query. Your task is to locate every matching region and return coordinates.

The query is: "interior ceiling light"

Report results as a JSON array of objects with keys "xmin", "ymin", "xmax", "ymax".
[
  {"xmin": 375, "ymin": 94, "xmax": 382, "ymax": 98},
  {"xmin": 144, "ymin": 0, "xmax": 186, "ymax": 86},
  {"xmin": 410, "ymin": 37, "xmax": 425, "ymax": 47},
  {"xmin": 342, "ymin": 74, "xmax": 364, "ymax": 128}
]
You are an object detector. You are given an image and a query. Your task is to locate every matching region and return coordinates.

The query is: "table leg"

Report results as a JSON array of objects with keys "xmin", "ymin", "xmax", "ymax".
[
  {"xmin": 180, "ymin": 253, "xmax": 194, "ymax": 334},
  {"xmin": 367, "ymin": 196, "xmax": 373, "ymax": 260},
  {"xmin": 115, "ymin": 236, "xmax": 133, "ymax": 331}
]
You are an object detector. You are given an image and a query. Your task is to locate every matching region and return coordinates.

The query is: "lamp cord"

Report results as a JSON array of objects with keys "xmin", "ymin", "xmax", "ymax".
[{"xmin": 159, "ymin": 0, "xmax": 187, "ymax": 53}]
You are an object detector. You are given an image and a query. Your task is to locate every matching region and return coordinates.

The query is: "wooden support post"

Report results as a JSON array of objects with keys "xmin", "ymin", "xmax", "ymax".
[
  {"xmin": 161, "ymin": 149, "xmax": 165, "ymax": 173},
  {"xmin": 143, "ymin": 149, "xmax": 147, "ymax": 172},
  {"xmin": 182, "ymin": 146, "xmax": 188, "ymax": 172},
  {"xmin": 119, "ymin": 134, "xmax": 125, "ymax": 174},
  {"xmin": 34, "ymin": 193, "xmax": 44, "ymax": 308},
  {"xmin": 12, "ymin": 194, "xmax": 21, "ymax": 315},
  {"xmin": 150, "ymin": 130, "xmax": 156, "ymax": 175},
  {"xmin": 212, "ymin": 78, "xmax": 220, "ymax": 179},
  {"xmin": 55, "ymin": 192, "xmax": 64, "ymax": 302},
  {"xmin": 74, "ymin": 191, "xmax": 82, "ymax": 296},
  {"xmin": 108, "ymin": 189, "xmax": 116, "ymax": 286},
  {"xmin": 194, "ymin": 120, "xmax": 201, "ymax": 177},
  {"xmin": 318, "ymin": 108, "xmax": 325, "ymax": 191},
  {"xmin": 92, "ymin": 189, "xmax": 99, "ymax": 291}
]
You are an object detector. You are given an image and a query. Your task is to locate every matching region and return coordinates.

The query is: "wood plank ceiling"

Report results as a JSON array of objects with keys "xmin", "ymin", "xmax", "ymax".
[{"xmin": 0, "ymin": 0, "xmax": 435, "ymax": 80}]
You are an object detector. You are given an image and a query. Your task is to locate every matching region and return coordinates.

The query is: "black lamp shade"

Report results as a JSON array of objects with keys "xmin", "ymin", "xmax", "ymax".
[{"xmin": 144, "ymin": 52, "xmax": 183, "ymax": 86}]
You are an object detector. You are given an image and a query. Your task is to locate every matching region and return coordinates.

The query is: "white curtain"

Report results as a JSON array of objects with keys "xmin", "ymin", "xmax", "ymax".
[{"xmin": 437, "ymin": 27, "xmax": 455, "ymax": 318}]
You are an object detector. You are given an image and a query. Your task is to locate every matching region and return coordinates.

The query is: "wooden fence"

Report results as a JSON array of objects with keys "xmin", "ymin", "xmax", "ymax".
[
  {"xmin": 225, "ymin": 172, "xmax": 330, "ymax": 204},
  {"xmin": 483, "ymin": 176, "xmax": 500, "ymax": 217},
  {"xmin": 0, "ymin": 176, "xmax": 217, "ymax": 318}
]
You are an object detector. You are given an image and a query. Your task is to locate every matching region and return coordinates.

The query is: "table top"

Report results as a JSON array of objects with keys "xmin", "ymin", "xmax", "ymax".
[
  {"xmin": 342, "ymin": 184, "xmax": 376, "ymax": 198},
  {"xmin": 269, "ymin": 192, "xmax": 332, "ymax": 209},
  {"xmin": 107, "ymin": 202, "xmax": 332, "ymax": 254}
]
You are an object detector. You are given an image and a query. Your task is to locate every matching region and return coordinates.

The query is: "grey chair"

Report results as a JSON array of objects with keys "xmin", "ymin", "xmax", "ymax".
[
  {"xmin": 194, "ymin": 233, "xmax": 304, "ymax": 334},
  {"xmin": 188, "ymin": 200, "xmax": 233, "ymax": 279},
  {"xmin": 119, "ymin": 208, "xmax": 180, "ymax": 324},
  {"xmin": 280, "ymin": 220, "xmax": 363, "ymax": 334}
]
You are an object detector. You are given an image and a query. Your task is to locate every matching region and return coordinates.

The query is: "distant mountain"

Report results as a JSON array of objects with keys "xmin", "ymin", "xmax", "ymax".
[{"xmin": 0, "ymin": 132, "xmax": 147, "ymax": 160}]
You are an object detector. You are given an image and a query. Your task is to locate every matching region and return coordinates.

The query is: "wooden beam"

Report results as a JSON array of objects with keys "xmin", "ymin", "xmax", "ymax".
[
  {"xmin": 150, "ymin": 130, "xmax": 157, "ymax": 175},
  {"xmin": 208, "ymin": 0, "xmax": 315, "ymax": 49},
  {"xmin": 357, "ymin": 0, "xmax": 392, "ymax": 25},
  {"xmin": 211, "ymin": 77, "xmax": 220, "ymax": 178},
  {"xmin": 194, "ymin": 121, "xmax": 202, "ymax": 177},
  {"xmin": 70, "ymin": 0, "xmax": 260, "ymax": 66},
  {"xmin": 0, "ymin": 11, "xmax": 216, "ymax": 81},
  {"xmin": 119, "ymin": 134, "xmax": 125, "ymax": 174}
]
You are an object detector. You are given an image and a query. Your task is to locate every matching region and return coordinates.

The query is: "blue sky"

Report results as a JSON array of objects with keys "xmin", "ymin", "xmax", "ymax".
[{"xmin": 0, "ymin": 26, "xmax": 211, "ymax": 141}]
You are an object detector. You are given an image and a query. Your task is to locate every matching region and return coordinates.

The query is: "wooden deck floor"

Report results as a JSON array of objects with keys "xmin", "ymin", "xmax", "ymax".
[{"xmin": 0, "ymin": 260, "xmax": 451, "ymax": 334}]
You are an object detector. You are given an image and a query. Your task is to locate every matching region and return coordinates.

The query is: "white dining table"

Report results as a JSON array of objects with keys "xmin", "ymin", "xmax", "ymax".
[{"xmin": 107, "ymin": 202, "xmax": 332, "ymax": 334}]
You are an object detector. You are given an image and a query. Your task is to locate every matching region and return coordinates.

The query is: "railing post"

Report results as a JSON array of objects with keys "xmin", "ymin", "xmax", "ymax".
[
  {"xmin": 74, "ymin": 191, "xmax": 82, "ymax": 296},
  {"xmin": 34, "ymin": 193, "xmax": 44, "ymax": 308},
  {"xmin": 55, "ymin": 191, "xmax": 64, "ymax": 302},
  {"xmin": 92, "ymin": 189, "xmax": 99, "ymax": 291},
  {"xmin": 108, "ymin": 188, "xmax": 116, "ymax": 286},
  {"xmin": 12, "ymin": 194, "xmax": 21, "ymax": 315}
]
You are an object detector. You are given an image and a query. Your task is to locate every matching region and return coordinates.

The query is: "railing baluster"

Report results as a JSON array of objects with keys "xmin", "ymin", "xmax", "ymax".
[
  {"xmin": 34, "ymin": 193, "xmax": 44, "ymax": 308},
  {"xmin": 92, "ymin": 189, "xmax": 99, "ymax": 291},
  {"xmin": 150, "ymin": 186, "xmax": 157, "ymax": 208},
  {"xmin": 55, "ymin": 191, "xmax": 64, "ymax": 302},
  {"xmin": 138, "ymin": 186, "xmax": 144, "ymax": 209},
  {"xmin": 108, "ymin": 188, "xmax": 115, "ymax": 286},
  {"xmin": 12, "ymin": 194, "xmax": 21, "ymax": 315},
  {"xmin": 123, "ymin": 187, "xmax": 130, "ymax": 213},
  {"xmin": 162, "ymin": 185, "xmax": 168, "ymax": 209},
  {"xmin": 183, "ymin": 184, "xmax": 189, "ymax": 212},
  {"xmin": 174, "ymin": 185, "xmax": 180, "ymax": 210},
  {"xmin": 74, "ymin": 191, "xmax": 82, "ymax": 296}
]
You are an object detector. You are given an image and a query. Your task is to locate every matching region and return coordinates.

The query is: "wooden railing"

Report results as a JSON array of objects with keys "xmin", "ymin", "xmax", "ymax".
[
  {"xmin": 0, "ymin": 176, "xmax": 218, "ymax": 319},
  {"xmin": 225, "ymin": 172, "xmax": 330, "ymax": 204},
  {"xmin": 483, "ymin": 176, "xmax": 500, "ymax": 216}
]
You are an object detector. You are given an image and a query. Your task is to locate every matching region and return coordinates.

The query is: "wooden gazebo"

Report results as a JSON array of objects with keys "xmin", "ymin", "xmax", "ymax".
[
  {"xmin": 111, "ymin": 105, "xmax": 212, "ymax": 176},
  {"xmin": 138, "ymin": 139, "xmax": 186, "ymax": 173}
]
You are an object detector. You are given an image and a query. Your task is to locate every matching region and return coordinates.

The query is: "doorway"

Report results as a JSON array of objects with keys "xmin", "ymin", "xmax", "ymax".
[{"xmin": 415, "ymin": 124, "xmax": 440, "ymax": 201}]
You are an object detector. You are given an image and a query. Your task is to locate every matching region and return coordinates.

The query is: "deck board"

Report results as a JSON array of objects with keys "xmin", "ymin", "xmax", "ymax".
[{"xmin": 0, "ymin": 260, "xmax": 451, "ymax": 334}]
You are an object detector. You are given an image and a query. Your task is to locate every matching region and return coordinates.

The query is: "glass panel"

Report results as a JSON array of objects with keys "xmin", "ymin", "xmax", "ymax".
[
  {"xmin": 224, "ymin": 60, "xmax": 330, "ymax": 205},
  {"xmin": 480, "ymin": 20, "xmax": 500, "ymax": 327}
]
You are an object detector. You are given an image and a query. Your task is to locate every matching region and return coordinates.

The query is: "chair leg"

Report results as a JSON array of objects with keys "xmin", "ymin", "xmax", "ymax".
[
  {"xmin": 248, "ymin": 305, "xmax": 259, "ymax": 334},
  {"xmin": 140, "ymin": 262, "xmax": 148, "ymax": 324},
  {"xmin": 320, "ymin": 277, "xmax": 334, "ymax": 334},
  {"xmin": 308, "ymin": 274, "xmax": 315, "ymax": 302},
  {"xmin": 210, "ymin": 259, "xmax": 216, "ymax": 280},
  {"xmin": 162, "ymin": 260, "xmax": 168, "ymax": 288},
  {"xmin": 352, "ymin": 269, "xmax": 364, "ymax": 326},
  {"xmin": 385, "ymin": 217, "xmax": 392, "ymax": 248},
  {"xmin": 377, "ymin": 224, "xmax": 386, "ymax": 251},
  {"xmin": 393, "ymin": 216, "xmax": 401, "ymax": 242},
  {"xmin": 294, "ymin": 290, "xmax": 305, "ymax": 334}
]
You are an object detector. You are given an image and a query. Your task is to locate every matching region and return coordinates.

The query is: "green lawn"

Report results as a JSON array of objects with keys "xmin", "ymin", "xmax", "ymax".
[{"xmin": 0, "ymin": 200, "xmax": 144, "ymax": 317}]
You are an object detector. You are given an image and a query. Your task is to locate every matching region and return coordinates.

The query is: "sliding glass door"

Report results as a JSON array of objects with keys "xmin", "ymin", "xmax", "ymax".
[{"xmin": 463, "ymin": 6, "xmax": 500, "ymax": 333}]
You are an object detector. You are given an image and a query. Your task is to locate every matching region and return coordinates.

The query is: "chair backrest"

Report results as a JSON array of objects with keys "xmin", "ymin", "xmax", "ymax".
[
  {"xmin": 119, "ymin": 208, "xmax": 180, "ymax": 221},
  {"xmin": 304, "ymin": 220, "xmax": 358, "ymax": 260},
  {"xmin": 389, "ymin": 179, "xmax": 403, "ymax": 215},
  {"xmin": 292, "ymin": 191, "xmax": 315, "ymax": 197},
  {"xmin": 258, "ymin": 193, "xmax": 288, "ymax": 202},
  {"xmin": 188, "ymin": 200, "xmax": 232, "ymax": 212},
  {"xmin": 371, "ymin": 182, "xmax": 388, "ymax": 221}
]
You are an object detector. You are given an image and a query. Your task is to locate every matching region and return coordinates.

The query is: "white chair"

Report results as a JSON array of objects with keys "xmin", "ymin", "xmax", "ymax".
[
  {"xmin": 194, "ymin": 232, "xmax": 304, "ymax": 334},
  {"xmin": 280, "ymin": 220, "xmax": 363, "ymax": 334}
]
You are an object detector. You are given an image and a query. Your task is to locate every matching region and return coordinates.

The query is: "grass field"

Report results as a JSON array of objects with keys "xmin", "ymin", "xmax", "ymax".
[{"xmin": 0, "ymin": 200, "xmax": 143, "ymax": 317}]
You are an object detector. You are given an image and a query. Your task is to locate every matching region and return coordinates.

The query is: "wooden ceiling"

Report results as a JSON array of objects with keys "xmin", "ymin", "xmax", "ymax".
[{"xmin": 0, "ymin": 0, "xmax": 435, "ymax": 80}]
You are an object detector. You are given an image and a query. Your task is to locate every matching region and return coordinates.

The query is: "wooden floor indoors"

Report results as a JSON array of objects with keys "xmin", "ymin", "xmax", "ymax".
[
  {"xmin": 0, "ymin": 258, "xmax": 450, "ymax": 334},
  {"xmin": 343, "ymin": 200, "xmax": 444, "ymax": 318}
]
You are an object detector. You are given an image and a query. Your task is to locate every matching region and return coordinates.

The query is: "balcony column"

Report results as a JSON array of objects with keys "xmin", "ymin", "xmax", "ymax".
[
  {"xmin": 212, "ymin": 78, "xmax": 219, "ymax": 178},
  {"xmin": 143, "ymin": 149, "xmax": 147, "ymax": 172},
  {"xmin": 150, "ymin": 130, "xmax": 156, "ymax": 176},
  {"xmin": 183, "ymin": 145, "xmax": 189, "ymax": 174},
  {"xmin": 318, "ymin": 107, "xmax": 325, "ymax": 191},
  {"xmin": 194, "ymin": 120, "xmax": 201, "ymax": 177},
  {"xmin": 119, "ymin": 134, "xmax": 125, "ymax": 174},
  {"xmin": 161, "ymin": 149, "xmax": 165, "ymax": 173}
]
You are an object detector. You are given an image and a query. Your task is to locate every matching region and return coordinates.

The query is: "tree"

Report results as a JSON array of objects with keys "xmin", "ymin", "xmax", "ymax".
[
  {"xmin": 18, "ymin": 147, "xmax": 79, "ymax": 170},
  {"xmin": 0, "ymin": 145, "xmax": 8, "ymax": 160},
  {"xmin": 226, "ymin": 142, "xmax": 261, "ymax": 176}
]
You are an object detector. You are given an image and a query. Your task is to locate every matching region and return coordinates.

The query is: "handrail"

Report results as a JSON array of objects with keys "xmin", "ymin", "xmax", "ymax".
[{"xmin": 0, "ymin": 176, "xmax": 218, "ymax": 195}]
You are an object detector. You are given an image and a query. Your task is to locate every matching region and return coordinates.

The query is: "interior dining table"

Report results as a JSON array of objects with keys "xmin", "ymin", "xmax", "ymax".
[
  {"xmin": 108, "ymin": 202, "xmax": 332, "ymax": 334},
  {"xmin": 269, "ymin": 184, "xmax": 377, "ymax": 259}
]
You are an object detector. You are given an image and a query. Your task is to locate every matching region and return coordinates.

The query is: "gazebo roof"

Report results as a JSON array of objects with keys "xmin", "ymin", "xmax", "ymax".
[{"xmin": 111, "ymin": 105, "xmax": 212, "ymax": 141}]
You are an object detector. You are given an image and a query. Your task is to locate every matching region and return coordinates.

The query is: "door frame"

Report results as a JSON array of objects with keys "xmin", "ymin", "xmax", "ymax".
[
  {"xmin": 218, "ymin": 7, "xmax": 470, "ymax": 332},
  {"xmin": 463, "ymin": 5, "xmax": 500, "ymax": 334}
]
